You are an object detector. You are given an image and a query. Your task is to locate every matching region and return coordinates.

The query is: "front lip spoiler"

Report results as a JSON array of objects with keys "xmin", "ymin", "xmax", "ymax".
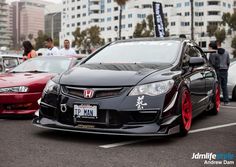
[{"xmin": 32, "ymin": 116, "xmax": 180, "ymax": 137}]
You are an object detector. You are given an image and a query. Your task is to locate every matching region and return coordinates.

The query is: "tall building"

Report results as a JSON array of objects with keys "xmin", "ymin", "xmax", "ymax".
[
  {"xmin": 60, "ymin": 0, "xmax": 235, "ymax": 49},
  {"xmin": 60, "ymin": 0, "xmax": 155, "ymax": 47},
  {"xmin": 234, "ymin": 0, "xmax": 236, "ymax": 12},
  {"xmin": 44, "ymin": 4, "xmax": 62, "ymax": 41},
  {"xmin": 0, "ymin": 0, "xmax": 11, "ymax": 48},
  {"xmin": 7, "ymin": 4, "xmax": 13, "ymax": 47},
  {"xmin": 45, "ymin": 12, "xmax": 61, "ymax": 41},
  {"xmin": 11, "ymin": 0, "xmax": 46, "ymax": 48}
]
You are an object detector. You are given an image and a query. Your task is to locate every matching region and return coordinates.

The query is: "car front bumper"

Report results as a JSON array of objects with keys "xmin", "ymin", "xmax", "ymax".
[
  {"xmin": 0, "ymin": 92, "xmax": 41, "ymax": 115},
  {"xmin": 33, "ymin": 113, "xmax": 181, "ymax": 136}
]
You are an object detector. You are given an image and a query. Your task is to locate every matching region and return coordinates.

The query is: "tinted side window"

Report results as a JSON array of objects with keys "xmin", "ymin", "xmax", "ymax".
[
  {"xmin": 183, "ymin": 45, "xmax": 204, "ymax": 67},
  {"xmin": 186, "ymin": 46, "xmax": 200, "ymax": 58},
  {"xmin": 0, "ymin": 58, "xmax": 3, "ymax": 72},
  {"xmin": 183, "ymin": 46, "xmax": 197, "ymax": 67},
  {"xmin": 195, "ymin": 47, "xmax": 207, "ymax": 60}
]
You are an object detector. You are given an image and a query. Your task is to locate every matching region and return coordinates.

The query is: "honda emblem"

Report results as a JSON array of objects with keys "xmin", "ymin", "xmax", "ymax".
[{"xmin": 83, "ymin": 89, "xmax": 94, "ymax": 98}]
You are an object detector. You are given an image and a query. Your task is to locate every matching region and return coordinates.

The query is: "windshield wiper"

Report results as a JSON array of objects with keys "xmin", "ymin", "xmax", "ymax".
[
  {"xmin": 10, "ymin": 71, "xmax": 24, "ymax": 73},
  {"xmin": 23, "ymin": 70, "xmax": 48, "ymax": 73}
]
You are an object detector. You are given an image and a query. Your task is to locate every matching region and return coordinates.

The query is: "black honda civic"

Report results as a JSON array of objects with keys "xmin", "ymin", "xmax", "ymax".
[{"xmin": 33, "ymin": 38, "xmax": 220, "ymax": 136}]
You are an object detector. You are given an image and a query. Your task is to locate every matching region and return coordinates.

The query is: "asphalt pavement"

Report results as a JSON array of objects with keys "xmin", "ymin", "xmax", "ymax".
[{"xmin": 0, "ymin": 102, "xmax": 236, "ymax": 167}]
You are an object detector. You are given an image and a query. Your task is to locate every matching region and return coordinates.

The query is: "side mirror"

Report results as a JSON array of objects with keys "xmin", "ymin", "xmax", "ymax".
[{"xmin": 189, "ymin": 57, "xmax": 205, "ymax": 67}]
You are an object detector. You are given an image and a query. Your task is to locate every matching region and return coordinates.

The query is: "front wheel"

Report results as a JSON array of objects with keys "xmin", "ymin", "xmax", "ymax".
[{"xmin": 178, "ymin": 87, "xmax": 192, "ymax": 136}]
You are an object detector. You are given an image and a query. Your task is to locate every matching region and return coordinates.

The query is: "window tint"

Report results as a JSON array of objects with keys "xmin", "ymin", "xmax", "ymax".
[
  {"xmin": 185, "ymin": 46, "xmax": 201, "ymax": 57},
  {"xmin": 183, "ymin": 45, "xmax": 205, "ymax": 67}
]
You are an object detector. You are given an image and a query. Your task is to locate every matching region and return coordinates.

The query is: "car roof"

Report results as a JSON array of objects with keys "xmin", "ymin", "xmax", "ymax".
[
  {"xmin": 33, "ymin": 55, "xmax": 86, "ymax": 60},
  {"xmin": 112, "ymin": 37, "xmax": 191, "ymax": 44},
  {"xmin": 0, "ymin": 54, "xmax": 23, "ymax": 58}
]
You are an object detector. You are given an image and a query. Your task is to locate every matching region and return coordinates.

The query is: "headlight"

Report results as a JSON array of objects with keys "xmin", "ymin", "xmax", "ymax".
[
  {"xmin": 0, "ymin": 86, "xmax": 29, "ymax": 93},
  {"xmin": 129, "ymin": 80, "xmax": 174, "ymax": 96},
  {"xmin": 43, "ymin": 80, "xmax": 60, "ymax": 95}
]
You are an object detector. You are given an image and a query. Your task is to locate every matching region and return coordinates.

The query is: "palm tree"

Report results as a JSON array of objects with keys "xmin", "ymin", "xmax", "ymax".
[
  {"xmin": 190, "ymin": 0, "xmax": 194, "ymax": 40},
  {"xmin": 115, "ymin": 0, "xmax": 129, "ymax": 40}
]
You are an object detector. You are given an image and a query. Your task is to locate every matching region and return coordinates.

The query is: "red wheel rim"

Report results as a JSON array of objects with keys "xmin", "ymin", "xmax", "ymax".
[
  {"xmin": 182, "ymin": 90, "xmax": 192, "ymax": 131},
  {"xmin": 215, "ymin": 85, "xmax": 220, "ymax": 112}
]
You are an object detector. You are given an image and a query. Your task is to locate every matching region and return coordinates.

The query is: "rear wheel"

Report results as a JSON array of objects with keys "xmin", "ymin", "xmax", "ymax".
[
  {"xmin": 178, "ymin": 87, "xmax": 192, "ymax": 136},
  {"xmin": 209, "ymin": 84, "xmax": 220, "ymax": 115}
]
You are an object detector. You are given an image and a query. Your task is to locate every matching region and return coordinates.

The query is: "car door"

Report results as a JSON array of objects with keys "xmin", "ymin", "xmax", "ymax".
[
  {"xmin": 196, "ymin": 47, "xmax": 216, "ymax": 105},
  {"xmin": 183, "ymin": 45, "xmax": 207, "ymax": 116}
]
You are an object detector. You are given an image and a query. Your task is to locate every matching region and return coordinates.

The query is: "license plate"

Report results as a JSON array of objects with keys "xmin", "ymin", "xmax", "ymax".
[{"xmin": 74, "ymin": 104, "xmax": 97, "ymax": 119}]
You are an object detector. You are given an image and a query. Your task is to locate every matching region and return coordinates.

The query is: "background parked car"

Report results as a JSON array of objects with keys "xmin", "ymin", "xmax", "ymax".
[
  {"xmin": 0, "ymin": 54, "xmax": 23, "ymax": 73},
  {"xmin": 36, "ymin": 48, "xmax": 48, "ymax": 56},
  {"xmin": 227, "ymin": 61, "xmax": 236, "ymax": 101},
  {"xmin": 0, "ymin": 55, "xmax": 84, "ymax": 116}
]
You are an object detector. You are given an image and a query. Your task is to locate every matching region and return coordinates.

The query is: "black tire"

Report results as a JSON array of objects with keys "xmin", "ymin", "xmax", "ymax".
[
  {"xmin": 232, "ymin": 86, "xmax": 236, "ymax": 101},
  {"xmin": 178, "ymin": 87, "xmax": 192, "ymax": 137},
  {"xmin": 209, "ymin": 83, "xmax": 220, "ymax": 115}
]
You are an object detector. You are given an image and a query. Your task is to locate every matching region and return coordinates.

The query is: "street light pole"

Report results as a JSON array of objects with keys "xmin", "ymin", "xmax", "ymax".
[{"xmin": 190, "ymin": 0, "xmax": 194, "ymax": 40}]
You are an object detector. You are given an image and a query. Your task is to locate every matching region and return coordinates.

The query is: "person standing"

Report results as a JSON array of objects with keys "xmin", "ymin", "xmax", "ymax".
[
  {"xmin": 22, "ymin": 41, "xmax": 37, "ymax": 61},
  {"xmin": 60, "ymin": 39, "xmax": 77, "ymax": 56},
  {"xmin": 211, "ymin": 41, "xmax": 230, "ymax": 105},
  {"xmin": 44, "ymin": 37, "xmax": 59, "ymax": 56},
  {"xmin": 209, "ymin": 41, "xmax": 219, "ymax": 76}
]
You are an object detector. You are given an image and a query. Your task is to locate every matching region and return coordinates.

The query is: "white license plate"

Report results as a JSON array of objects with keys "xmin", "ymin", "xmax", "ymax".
[{"xmin": 74, "ymin": 104, "xmax": 97, "ymax": 119}]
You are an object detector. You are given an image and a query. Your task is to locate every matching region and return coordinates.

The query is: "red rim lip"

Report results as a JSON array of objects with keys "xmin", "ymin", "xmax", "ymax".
[
  {"xmin": 182, "ymin": 90, "xmax": 192, "ymax": 131},
  {"xmin": 215, "ymin": 85, "xmax": 221, "ymax": 112}
]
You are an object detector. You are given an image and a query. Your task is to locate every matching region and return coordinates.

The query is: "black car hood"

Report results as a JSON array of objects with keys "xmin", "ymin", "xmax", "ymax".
[{"xmin": 60, "ymin": 63, "xmax": 172, "ymax": 87}]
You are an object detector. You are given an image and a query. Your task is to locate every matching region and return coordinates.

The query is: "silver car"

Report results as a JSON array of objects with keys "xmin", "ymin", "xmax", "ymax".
[{"xmin": 228, "ymin": 61, "xmax": 236, "ymax": 100}]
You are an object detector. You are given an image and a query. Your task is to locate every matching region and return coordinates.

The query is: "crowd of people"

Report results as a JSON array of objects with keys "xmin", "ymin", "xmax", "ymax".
[{"xmin": 22, "ymin": 37, "xmax": 77, "ymax": 61}]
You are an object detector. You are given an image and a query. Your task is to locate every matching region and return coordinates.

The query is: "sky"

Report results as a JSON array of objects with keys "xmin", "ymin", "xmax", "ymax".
[{"xmin": 6, "ymin": 0, "xmax": 62, "ymax": 4}]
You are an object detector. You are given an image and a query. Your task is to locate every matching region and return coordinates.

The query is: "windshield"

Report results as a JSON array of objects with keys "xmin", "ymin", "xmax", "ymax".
[
  {"xmin": 11, "ymin": 57, "xmax": 71, "ymax": 73},
  {"xmin": 3, "ymin": 58, "xmax": 19, "ymax": 68},
  {"xmin": 85, "ymin": 41, "xmax": 181, "ymax": 64}
]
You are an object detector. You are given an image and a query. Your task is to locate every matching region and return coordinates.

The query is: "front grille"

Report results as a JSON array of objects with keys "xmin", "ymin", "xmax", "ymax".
[{"xmin": 62, "ymin": 86, "xmax": 124, "ymax": 99}]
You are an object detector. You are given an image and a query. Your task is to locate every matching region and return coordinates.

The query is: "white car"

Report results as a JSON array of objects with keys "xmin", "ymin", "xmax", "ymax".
[
  {"xmin": 228, "ymin": 61, "xmax": 236, "ymax": 100},
  {"xmin": 36, "ymin": 48, "xmax": 48, "ymax": 56}
]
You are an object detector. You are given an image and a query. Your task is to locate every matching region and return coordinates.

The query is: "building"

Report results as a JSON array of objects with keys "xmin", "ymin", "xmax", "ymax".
[
  {"xmin": 60, "ymin": 0, "xmax": 156, "ymax": 47},
  {"xmin": 234, "ymin": 0, "xmax": 236, "ymax": 12},
  {"xmin": 45, "ymin": 12, "xmax": 61, "ymax": 41},
  {"xmin": 7, "ymin": 4, "xmax": 13, "ymax": 48},
  {"xmin": 164, "ymin": 0, "xmax": 235, "ymax": 48},
  {"xmin": 44, "ymin": 4, "xmax": 62, "ymax": 41},
  {"xmin": 60, "ymin": 0, "xmax": 235, "ymax": 49},
  {"xmin": 11, "ymin": 0, "xmax": 46, "ymax": 48},
  {"xmin": 0, "ymin": 0, "xmax": 11, "ymax": 48}
]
